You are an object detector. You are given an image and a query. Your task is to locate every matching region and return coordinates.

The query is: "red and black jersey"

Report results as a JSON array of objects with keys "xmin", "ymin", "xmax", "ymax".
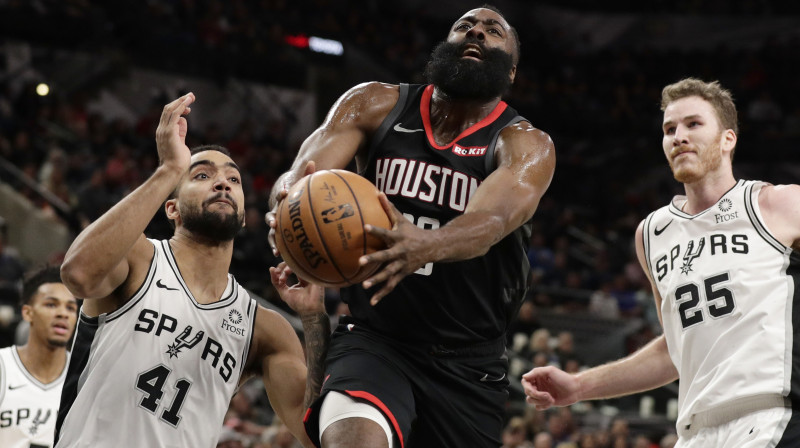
[{"xmin": 341, "ymin": 84, "xmax": 533, "ymax": 345}]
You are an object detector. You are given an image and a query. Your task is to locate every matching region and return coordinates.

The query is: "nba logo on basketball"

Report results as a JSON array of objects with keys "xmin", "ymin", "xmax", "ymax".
[{"xmin": 321, "ymin": 204, "xmax": 355, "ymax": 223}]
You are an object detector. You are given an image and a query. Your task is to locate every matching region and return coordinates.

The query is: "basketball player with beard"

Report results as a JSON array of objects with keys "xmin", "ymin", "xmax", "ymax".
[
  {"xmin": 55, "ymin": 93, "xmax": 329, "ymax": 448},
  {"xmin": 267, "ymin": 5, "xmax": 555, "ymax": 447},
  {"xmin": 523, "ymin": 79, "xmax": 800, "ymax": 447},
  {"xmin": 0, "ymin": 265, "xmax": 77, "ymax": 448}
]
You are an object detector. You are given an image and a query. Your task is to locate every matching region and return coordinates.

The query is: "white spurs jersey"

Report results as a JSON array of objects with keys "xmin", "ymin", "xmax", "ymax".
[
  {"xmin": 0, "ymin": 346, "xmax": 67, "ymax": 448},
  {"xmin": 55, "ymin": 239, "xmax": 257, "ymax": 448},
  {"xmin": 642, "ymin": 180, "xmax": 800, "ymax": 431}
]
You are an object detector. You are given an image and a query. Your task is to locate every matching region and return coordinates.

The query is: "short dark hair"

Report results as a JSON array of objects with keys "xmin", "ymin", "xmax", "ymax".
[
  {"xmin": 165, "ymin": 144, "xmax": 235, "ymax": 229},
  {"xmin": 190, "ymin": 144, "xmax": 231, "ymax": 157},
  {"xmin": 21, "ymin": 265, "xmax": 63, "ymax": 307},
  {"xmin": 167, "ymin": 145, "xmax": 233, "ymax": 201},
  {"xmin": 480, "ymin": 4, "xmax": 521, "ymax": 64}
]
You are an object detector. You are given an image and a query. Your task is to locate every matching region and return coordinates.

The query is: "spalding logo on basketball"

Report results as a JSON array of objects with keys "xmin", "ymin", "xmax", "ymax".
[{"xmin": 275, "ymin": 169, "xmax": 391, "ymax": 287}]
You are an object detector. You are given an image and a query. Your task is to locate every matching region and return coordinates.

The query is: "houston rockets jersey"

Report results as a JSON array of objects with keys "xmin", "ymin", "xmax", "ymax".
[
  {"xmin": 0, "ymin": 346, "xmax": 67, "ymax": 448},
  {"xmin": 342, "ymin": 83, "xmax": 533, "ymax": 344},
  {"xmin": 55, "ymin": 239, "xmax": 257, "ymax": 448},
  {"xmin": 642, "ymin": 180, "xmax": 800, "ymax": 430}
]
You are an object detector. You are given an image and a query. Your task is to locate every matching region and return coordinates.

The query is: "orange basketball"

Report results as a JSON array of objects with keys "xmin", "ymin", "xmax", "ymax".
[{"xmin": 275, "ymin": 169, "xmax": 391, "ymax": 287}]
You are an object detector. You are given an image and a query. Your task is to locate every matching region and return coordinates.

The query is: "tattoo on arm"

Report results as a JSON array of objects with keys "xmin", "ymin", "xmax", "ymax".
[{"xmin": 301, "ymin": 312, "xmax": 330, "ymax": 409}]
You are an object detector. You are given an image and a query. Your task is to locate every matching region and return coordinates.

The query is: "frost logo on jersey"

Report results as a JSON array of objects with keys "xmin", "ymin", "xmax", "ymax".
[
  {"xmin": 452, "ymin": 144, "xmax": 487, "ymax": 157},
  {"xmin": 228, "ymin": 309, "xmax": 242, "ymax": 324},
  {"xmin": 714, "ymin": 198, "xmax": 739, "ymax": 224},
  {"xmin": 28, "ymin": 409, "xmax": 51, "ymax": 435},
  {"xmin": 221, "ymin": 310, "xmax": 246, "ymax": 336},
  {"xmin": 321, "ymin": 204, "xmax": 354, "ymax": 223},
  {"xmin": 166, "ymin": 325, "xmax": 205, "ymax": 358},
  {"xmin": 680, "ymin": 238, "xmax": 705, "ymax": 275}
]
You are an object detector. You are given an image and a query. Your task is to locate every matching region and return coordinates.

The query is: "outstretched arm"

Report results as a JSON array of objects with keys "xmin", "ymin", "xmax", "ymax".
[
  {"xmin": 270, "ymin": 263, "xmax": 330, "ymax": 410},
  {"xmin": 522, "ymin": 335, "xmax": 675, "ymax": 410},
  {"xmin": 61, "ymin": 94, "xmax": 195, "ymax": 308},
  {"xmin": 361, "ymin": 121, "xmax": 556, "ymax": 303},
  {"xmin": 250, "ymin": 263, "xmax": 329, "ymax": 448},
  {"xmin": 521, "ymin": 221, "xmax": 678, "ymax": 409}
]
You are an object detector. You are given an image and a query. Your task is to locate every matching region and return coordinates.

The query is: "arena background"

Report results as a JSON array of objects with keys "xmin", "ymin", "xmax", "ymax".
[{"xmin": 1, "ymin": 1, "xmax": 799, "ymax": 447}]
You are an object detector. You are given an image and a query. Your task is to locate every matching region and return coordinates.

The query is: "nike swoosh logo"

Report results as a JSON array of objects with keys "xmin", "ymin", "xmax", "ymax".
[
  {"xmin": 479, "ymin": 373, "xmax": 506, "ymax": 383},
  {"xmin": 8, "ymin": 384, "xmax": 26, "ymax": 390},
  {"xmin": 156, "ymin": 279, "xmax": 179, "ymax": 291},
  {"xmin": 393, "ymin": 123, "xmax": 424, "ymax": 133},
  {"xmin": 654, "ymin": 220, "xmax": 673, "ymax": 236}
]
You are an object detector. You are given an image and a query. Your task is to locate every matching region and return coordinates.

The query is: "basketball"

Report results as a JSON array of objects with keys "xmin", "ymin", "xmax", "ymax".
[{"xmin": 274, "ymin": 169, "xmax": 392, "ymax": 287}]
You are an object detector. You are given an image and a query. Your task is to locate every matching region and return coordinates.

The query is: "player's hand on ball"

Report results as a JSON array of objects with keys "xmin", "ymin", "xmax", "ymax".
[
  {"xmin": 360, "ymin": 193, "xmax": 434, "ymax": 305},
  {"xmin": 267, "ymin": 161, "xmax": 317, "ymax": 256},
  {"xmin": 269, "ymin": 262, "xmax": 325, "ymax": 316}
]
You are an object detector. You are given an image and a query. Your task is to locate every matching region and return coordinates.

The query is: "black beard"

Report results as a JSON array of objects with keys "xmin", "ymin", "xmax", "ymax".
[
  {"xmin": 48, "ymin": 338, "xmax": 69, "ymax": 348},
  {"xmin": 181, "ymin": 193, "xmax": 243, "ymax": 242},
  {"xmin": 423, "ymin": 39, "xmax": 514, "ymax": 101}
]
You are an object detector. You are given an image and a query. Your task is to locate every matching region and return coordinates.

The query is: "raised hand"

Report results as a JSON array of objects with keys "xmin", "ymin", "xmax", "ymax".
[{"xmin": 155, "ymin": 93, "xmax": 195, "ymax": 174}]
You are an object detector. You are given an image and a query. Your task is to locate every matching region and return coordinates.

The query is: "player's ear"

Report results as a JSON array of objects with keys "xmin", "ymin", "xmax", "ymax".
[
  {"xmin": 21, "ymin": 304, "xmax": 33, "ymax": 324},
  {"xmin": 509, "ymin": 64, "xmax": 516, "ymax": 84},
  {"xmin": 165, "ymin": 198, "xmax": 179, "ymax": 222}
]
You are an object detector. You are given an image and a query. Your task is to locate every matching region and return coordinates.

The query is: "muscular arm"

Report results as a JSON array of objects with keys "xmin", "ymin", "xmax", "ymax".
[
  {"xmin": 60, "ymin": 94, "xmax": 194, "ymax": 309},
  {"xmin": 431, "ymin": 122, "xmax": 555, "ymax": 261},
  {"xmin": 522, "ymin": 221, "xmax": 678, "ymax": 408},
  {"xmin": 361, "ymin": 122, "xmax": 556, "ymax": 300},
  {"xmin": 575, "ymin": 222, "xmax": 678, "ymax": 397},
  {"xmin": 268, "ymin": 82, "xmax": 399, "ymax": 210}
]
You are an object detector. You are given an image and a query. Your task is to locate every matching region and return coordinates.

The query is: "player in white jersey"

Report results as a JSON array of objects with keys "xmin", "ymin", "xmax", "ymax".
[
  {"xmin": 521, "ymin": 78, "xmax": 800, "ymax": 448},
  {"xmin": 55, "ymin": 93, "xmax": 329, "ymax": 448},
  {"xmin": 0, "ymin": 265, "xmax": 77, "ymax": 448}
]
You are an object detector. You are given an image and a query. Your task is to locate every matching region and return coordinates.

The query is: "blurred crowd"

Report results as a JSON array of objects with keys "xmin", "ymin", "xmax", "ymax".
[{"xmin": 2, "ymin": 1, "xmax": 800, "ymax": 447}]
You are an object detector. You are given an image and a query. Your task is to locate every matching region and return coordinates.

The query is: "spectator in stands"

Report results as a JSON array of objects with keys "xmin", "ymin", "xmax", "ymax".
[
  {"xmin": 588, "ymin": 281, "xmax": 620, "ymax": 319},
  {"xmin": 659, "ymin": 433, "xmax": 678, "ymax": 448},
  {"xmin": 502, "ymin": 416, "xmax": 535, "ymax": 448},
  {"xmin": 532, "ymin": 432, "xmax": 554, "ymax": 448},
  {"xmin": 508, "ymin": 300, "xmax": 541, "ymax": 348}
]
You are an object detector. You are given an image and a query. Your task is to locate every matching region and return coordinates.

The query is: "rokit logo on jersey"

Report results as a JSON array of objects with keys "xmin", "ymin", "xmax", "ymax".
[
  {"xmin": 452, "ymin": 144, "xmax": 487, "ymax": 157},
  {"xmin": 714, "ymin": 198, "xmax": 739, "ymax": 224},
  {"xmin": 221, "ymin": 309, "xmax": 246, "ymax": 336},
  {"xmin": 374, "ymin": 158, "xmax": 481, "ymax": 212},
  {"xmin": 134, "ymin": 309, "xmax": 239, "ymax": 382},
  {"xmin": 654, "ymin": 234, "xmax": 749, "ymax": 281}
]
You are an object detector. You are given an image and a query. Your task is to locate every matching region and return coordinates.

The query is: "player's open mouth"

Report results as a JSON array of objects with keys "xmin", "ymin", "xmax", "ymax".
[
  {"xmin": 53, "ymin": 323, "xmax": 69, "ymax": 335},
  {"xmin": 462, "ymin": 45, "xmax": 483, "ymax": 60}
]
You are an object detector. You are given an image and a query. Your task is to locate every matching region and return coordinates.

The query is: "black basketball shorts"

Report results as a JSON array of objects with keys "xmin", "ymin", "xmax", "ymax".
[{"xmin": 303, "ymin": 317, "xmax": 510, "ymax": 448}]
